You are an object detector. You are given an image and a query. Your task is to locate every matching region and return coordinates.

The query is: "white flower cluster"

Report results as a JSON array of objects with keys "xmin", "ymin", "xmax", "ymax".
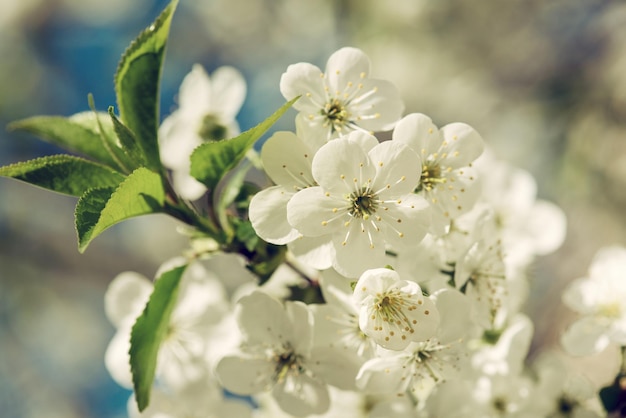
[{"xmin": 104, "ymin": 48, "xmax": 617, "ymax": 417}]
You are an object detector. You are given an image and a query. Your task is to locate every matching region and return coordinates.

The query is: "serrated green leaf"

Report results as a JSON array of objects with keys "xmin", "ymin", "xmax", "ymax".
[
  {"xmin": 8, "ymin": 113, "xmax": 122, "ymax": 169},
  {"xmin": 114, "ymin": 0, "xmax": 178, "ymax": 171},
  {"xmin": 190, "ymin": 97, "xmax": 298, "ymax": 192},
  {"xmin": 130, "ymin": 264, "xmax": 187, "ymax": 411},
  {"xmin": 76, "ymin": 167, "xmax": 165, "ymax": 252},
  {"xmin": 108, "ymin": 107, "xmax": 147, "ymax": 168},
  {"xmin": 0, "ymin": 155, "xmax": 125, "ymax": 196}
]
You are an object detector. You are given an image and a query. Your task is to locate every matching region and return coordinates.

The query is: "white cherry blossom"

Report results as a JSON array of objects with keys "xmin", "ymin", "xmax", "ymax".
[
  {"xmin": 159, "ymin": 64, "xmax": 246, "ymax": 200},
  {"xmin": 280, "ymin": 47, "xmax": 404, "ymax": 142},
  {"xmin": 353, "ymin": 268, "xmax": 440, "ymax": 351},
  {"xmin": 473, "ymin": 150, "xmax": 567, "ymax": 269},
  {"xmin": 392, "ymin": 113, "xmax": 484, "ymax": 233},
  {"xmin": 215, "ymin": 291, "xmax": 360, "ymax": 417},
  {"xmin": 355, "ymin": 289, "xmax": 470, "ymax": 400},
  {"xmin": 561, "ymin": 245, "xmax": 626, "ymax": 356},
  {"xmin": 286, "ymin": 131, "xmax": 430, "ymax": 277}
]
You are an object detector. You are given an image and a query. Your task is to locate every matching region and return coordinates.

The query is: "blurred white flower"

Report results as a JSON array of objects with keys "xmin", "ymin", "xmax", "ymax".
[
  {"xmin": 104, "ymin": 260, "xmax": 229, "ymax": 390},
  {"xmin": 561, "ymin": 245, "xmax": 626, "ymax": 356},
  {"xmin": 473, "ymin": 150, "xmax": 567, "ymax": 269},
  {"xmin": 215, "ymin": 291, "xmax": 359, "ymax": 417},
  {"xmin": 159, "ymin": 64, "xmax": 246, "ymax": 200},
  {"xmin": 280, "ymin": 47, "xmax": 404, "ymax": 144},
  {"xmin": 529, "ymin": 351, "xmax": 602, "ymax": 418},
  {"xmin": 127, "ymin": 376, "xmax": 252, "ymax": 418}
]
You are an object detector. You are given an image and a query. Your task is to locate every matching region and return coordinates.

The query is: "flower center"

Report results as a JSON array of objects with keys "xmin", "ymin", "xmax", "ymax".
[
  {"xmin": 348, "ymin": 188, "xmax": 379, "ymax": 219},
  {"xmin": 416, "ymin": 163, "xmax": 444, "ymax": 192},
  {"xmin": 373, "ymin": 291, "xmax": 419, "ymax": 330},
  {"xmin": 599, "ymin": 302, "xmax": 621, "ymax": 319},
  {"xmin": 198, "ymin": 114, "xmax": 228, "ymax": 142},
  {"xmin": 492, "ymin": 396, "xmax": 509, "ymax": 413},
  {"xmin": 274, "ymin": 348, "xmax": 304, "ymax": 382},
  {"xmin": 557, "ymin": 395, "xmax": 577, "ymax": 414},
  {"xmin": 321, "ymin": 98, "xmax": 349, "ymax": 133}
]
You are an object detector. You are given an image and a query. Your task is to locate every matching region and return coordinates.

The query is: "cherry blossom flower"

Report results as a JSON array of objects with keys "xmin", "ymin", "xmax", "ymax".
[
  {"xmin": 280, "ymin": 47, "xmax": 404, "ymax": 142},
  {"xmin": 473, "ymin": 150, "xmax": 566, "ymax": 269},
  {"xmin": 159, "ymin": 64, "xmax": 246, "ymax": 199},
  {"xmin": 561, "ymin": 245, "xmax": 626, "ymax": 356},
  {"xmin": 215, "ymin": 291, "xmax": 360, "ymax": 417},
  {"xmin": 353, "ymin": 268, "xmax": 440, "ymax": 350},
  {"xmin": 355, "ymin": 288, "xmax": 469, "ymax": 400},
  {"xmin": 286, "ymin": 131, "xmax": 431, "ymax": 277},
  {"xmin": 392, "ymin": 113, "xmax": 484, "ymax": 233}
]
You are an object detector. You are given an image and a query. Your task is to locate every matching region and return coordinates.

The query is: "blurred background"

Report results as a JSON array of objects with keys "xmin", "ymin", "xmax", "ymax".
[{"xmin": 1, "ymin": 0, "xmax": 625, "ymax": 416}]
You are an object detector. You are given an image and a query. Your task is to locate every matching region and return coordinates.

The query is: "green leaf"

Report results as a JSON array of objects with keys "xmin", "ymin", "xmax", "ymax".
[
  {"xmin": 0, "ymin": 155, "xmax": 125, "ymax": 196},
  {"xmin": 75, "ymin": 167, "xmax": 165, "ymax": 252},
  {"xmin": 190, "ymin": 97, "xmax": 298, "ymax": 192},
  {"xmin": 130, "ymin": 264, "xmax": 187, "ymax": 411},
  {"xmin": 114, "ymin": 0, "xmax": 178, "ymax": 171},
  {"xmin": 108, "ymin": 106, "xmax": 147, "ymax": 168},
  {"xmin": 8, "ymin": 113, "xmax": 122, "ymax": 169}
]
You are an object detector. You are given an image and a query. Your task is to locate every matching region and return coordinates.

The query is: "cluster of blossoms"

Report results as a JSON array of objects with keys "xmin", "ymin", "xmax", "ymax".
[{"xmin": 103, "ymin": 47, "xmax": 624, "ymax": 417}]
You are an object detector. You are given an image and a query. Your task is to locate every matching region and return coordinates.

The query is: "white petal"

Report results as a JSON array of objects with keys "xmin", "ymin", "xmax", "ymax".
[
  {"xmin": 352, "ymin": 79, "xmax": 405, "ymax": 131},
  {"xmin": 432, "ymin": 288, "xmax": 471, "ymax": 343},
  {"xmin": 236, "ymin": 291, "xmax": 293, "ymax": 346},
  {"xmin": 261, "ymin": 131, "xmax": 315, "ymax": 189},
  {"xmin": 427, "ymin": 166, "xmax": 481, "ymax": 219},
  {"xmin": 158, "ymin": 113, "xmax": 201, "ymax": 169},
  {"xmin": 215, "ymin": 354, "xmax": 275, "ymax": 394},
  {"xmin": 179, "ymin": 64, "xmax": 213, "ymax": 114},
  {"xmin": 332, "ymin": 221, "xmax": 386, "ymax": 277},
  {"xmin": 368, "ymin": 141, "xmax": 421, "ymax": 198},
  {"xmin": 280, "ymin": 62, "xmax": 326, "ymax": 111},
  {"xmin": 295, "ymin": 113, "xmax": 329, "ymax": 153},
  {"xmin": 311, "ymin": 137, "xmax": 375, "ymax": 194},
  {"xmin": 325, "ymin": 47, "xmax": 371, "ymax": 93},
  {"xmin": 308, "ymin": 346, "xmax": 361, "ymax": 390},
  {"xmin": 104, "ymin": 327, "xmax": 133, "ymax": 388},
  {"xmin": 354, "ymin": 268, "xmax": 400, "ymax": 304},
  {"xmin": 284, "ymin": 301, "xmax": 314, "ymax": 356},
  {"xmin": 345, "ymin": 130, "xmax": 380, "ymax": 153},
  {"xmin": 562, "ymin": 278, "xmax": 599, "ymax": 315},
  {"xmin": 356, "ymin": 355, "xmax": 408, "ymax": 394},
  {"xmin": 104, "ymin": 271, "xmax": 152, "ymax": 327},
  {"xmin": 272, "ymin": 373, "xmax": 330, "ymax": 416},
  {"xmin": 392, "ymin": 113, "xmax": 441, "ymax": 156},
  {"xmin": 287, "ymin": 187, "xmax": 344, "ymax": 236},
  {"xmin": 439, "ymin": 122, "xmax": 484, "ymax": 168},
  {"xmin": 209, "ymin": 66, "xmax": 246, "ymax": 120},
  {"xmin": 561, "ymin": 316, "xmax": 610, "ymax": 356},
  {"xmin": 172, "ymin": 169, "xmax": 207, "ymax": 200},
  {"xmin": 524, "ymin": 199, "xmax": 567, "ymax": 255},
  {"xmin": 590, "ymin": 246, "xmax": 626, "ymax": 281},
  {"xmin": 249, "ymin": 186, "xmax": 299, "ymax": 245},
  {"xmin": 288, "ymin": 235, "xmax": 334, "ymax": 270},
  {"xmin": 380, "ymin": 194, "xmax": 431, "ymax": 251}
]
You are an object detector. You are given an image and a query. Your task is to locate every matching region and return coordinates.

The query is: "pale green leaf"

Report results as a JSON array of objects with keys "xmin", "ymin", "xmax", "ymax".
[
  {"xmin": 190, "ymin": 97, "xmax": 298, "ymax": 192},
  {"xmin": 0, "ymin": 155, "xmax": 125, "ymax": 196},
  {"xmin": 114, "ymin": 0, "xmax": 178, "ymax": 171},
  {"xmin": 130, "ymin": 264, "xmax": 187, "ymax": 411},
  {"xmin": 75, "ymin": 167, "xmax": 165, "ymax": 252}
]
